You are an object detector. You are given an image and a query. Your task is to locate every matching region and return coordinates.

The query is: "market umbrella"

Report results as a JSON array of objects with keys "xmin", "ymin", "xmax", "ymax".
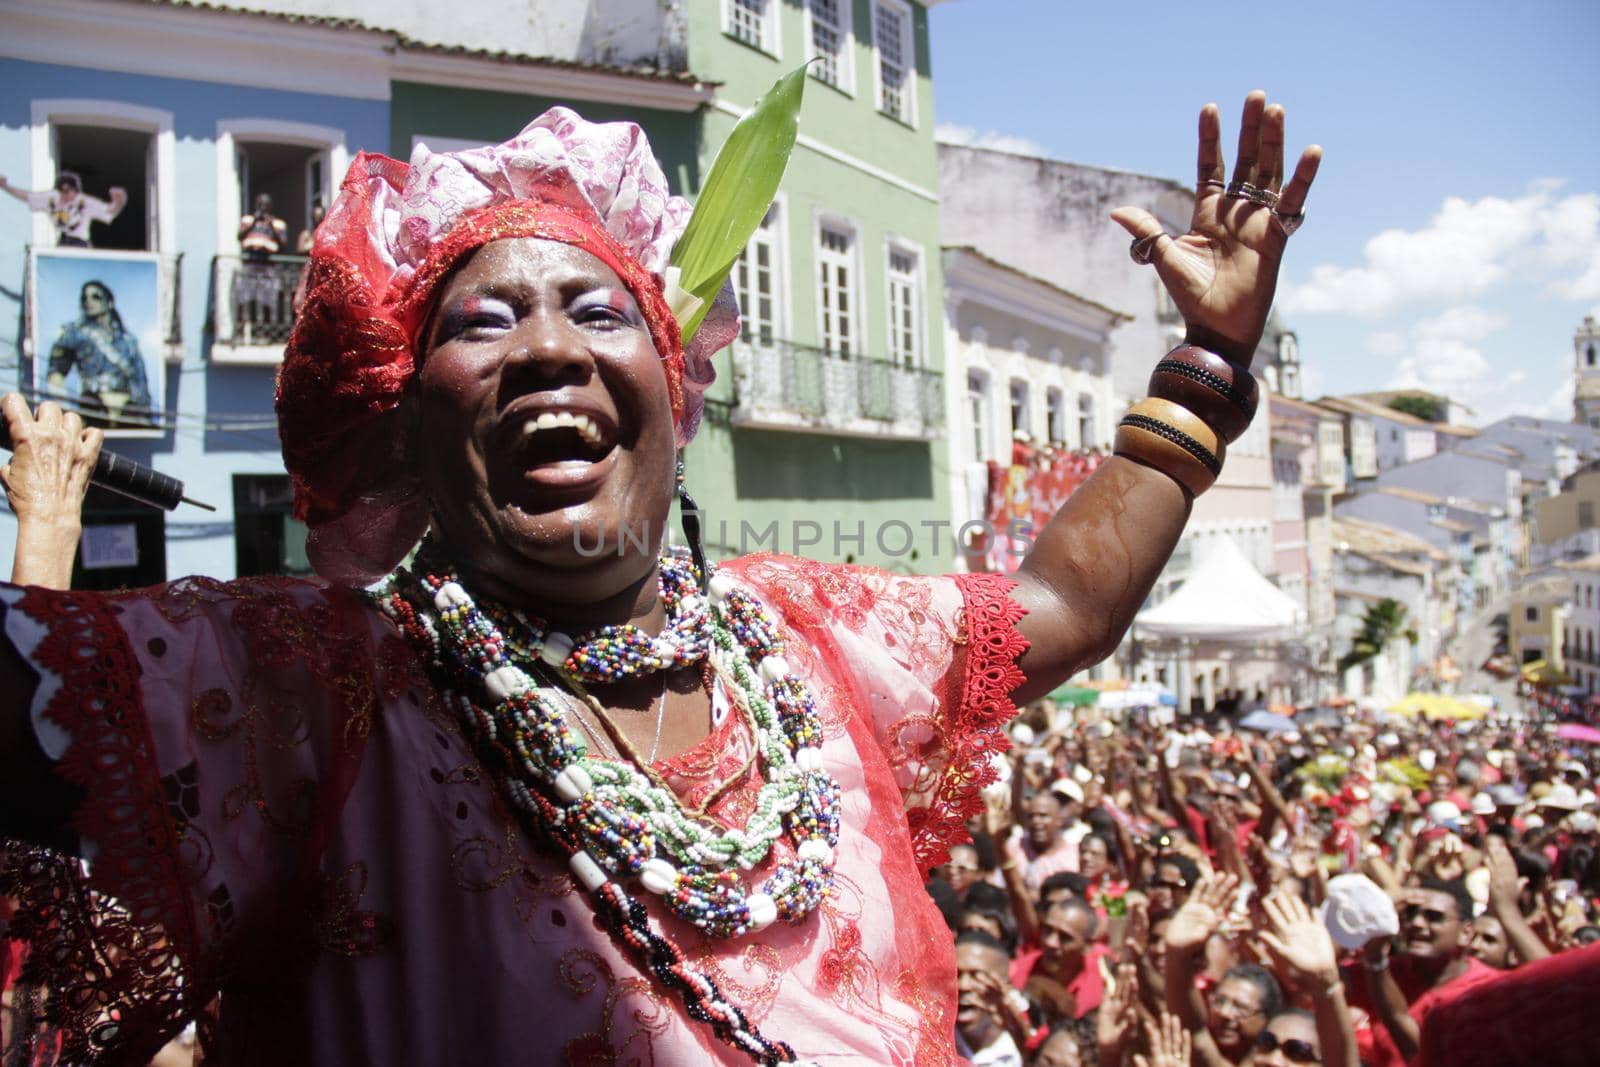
[
  {"xmin": 1298, "ymin": 706, "xmax": 1344, "ymax": 728},
  {"xmin": 1240, "ymin": 709, "xmax": 1297, "ymax": 734},
  {"xmin": 1425, "ymin": 696, "xmax": 1486, "ymax": 721},
  {"xmin": 1048, "ymin": 684, "xmax": 1100, "ymax": 707},
  {"xmin": 1556, "ymin": 723, "xmax": 1600, "ymax": 745},
  {"xmin": 1386, "ymin": 693, "xmax": 1438, "ymax": 718}
]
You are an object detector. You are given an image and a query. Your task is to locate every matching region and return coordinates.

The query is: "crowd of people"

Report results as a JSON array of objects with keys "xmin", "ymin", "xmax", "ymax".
[{"xmin": 931, "ymin": 700, "xmax": 1600, "ymax": 1066}]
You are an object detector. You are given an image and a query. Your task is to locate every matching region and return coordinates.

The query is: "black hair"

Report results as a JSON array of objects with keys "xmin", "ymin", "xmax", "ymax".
[
  {"xmin": 1573, "ymin": 925, "xmax": 1600, "ymax": 946},
  {"xmin": 925, "ymin": 877, "xmax": 963, "ymax": 931},
  {"xmin": 1039, "ymin": 870, "xmax": 1090, "ymax": 901},
  {"xmin": 954, "ymin": 927, "xmax": 1009, "ymax": 956},
  {"xmin": 78, "ymin": 280, "xmax": 126, "ymax": 336},
  {"xmin": 1219, "ymin": 963, "xmax": 1284, "ymax": 1019},
  {"xmin": 55, "ymin": 170, "xmax": 80, "ymax": 192},
  {"xmin": 966, "ymin": 829, "xmax": 999, "ymax": 872},
  {"xmin": 1154, "ymin": 852, "xmax": 1200, "ymax": 887},
  {"xmin": 1080, "ymin": 829, "xmax": 1121, "ymax": 870},
  {"xmin": 1418, "ymin": 877, "xmax": 1474, "ymax": 923},
  {"xmin": 1043, "ymin": 894, "xmax": 1100, "ymax": 939},
  {"xmin": 960, "ymin": 898, "xmax": 1018, "ymax": 955},
  {"xmin": 964, "ymin": 881, "xmax": 1011, "ymax": 914}
]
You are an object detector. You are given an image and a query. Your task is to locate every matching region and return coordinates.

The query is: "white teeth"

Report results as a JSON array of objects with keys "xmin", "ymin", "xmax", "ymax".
[{"xmin": 518, "ymin": 410, "xmax": 609, "ymax": 449}]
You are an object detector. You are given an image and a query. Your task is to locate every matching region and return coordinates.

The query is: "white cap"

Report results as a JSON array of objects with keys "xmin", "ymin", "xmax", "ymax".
[
  {"xmin": 1524, "ymin": 813, "xmax": 1546, "ymax": 830},
  {"xmin": 1427, "ymin": 800, "xmax": 1463, "ymax": 826},
  {"xmin": 1011, "ymin": 723, "xmax": 1036, "ymax": 746},
  {"xmin": 1470, "ymin": 792, "xmax": 1497, "ymax": 816},
  {"xmin": 1541, "ymin": 783, "xmax": 1582, "ymax": 810},
  {"xmin": 1571, "ymin": 811, "xmax": 1598, "ymax": 833},
  {"xmin": 1050, "ymin": 777, "xmax": 1085, "ymax": 804},
  {"xmin": 1322, "ymin": 873, "xmax": 1400, "ymax": 950}
]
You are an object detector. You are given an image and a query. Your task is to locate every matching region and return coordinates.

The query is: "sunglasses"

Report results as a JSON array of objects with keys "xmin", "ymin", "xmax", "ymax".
[
  {"xmin": 1400, "ymin": 904, "xmax": 1454, "ymax": 925},
  {"xmin": 1255, "ymin": 1030, "xmax": 1320, "ymax": 1063}
]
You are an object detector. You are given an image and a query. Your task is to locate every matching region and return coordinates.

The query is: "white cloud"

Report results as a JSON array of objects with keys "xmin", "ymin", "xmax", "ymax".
[
  {"xmin": 935, "ymin": 123, "xmax": 1048, "ymax": 158},
  {"xmin": 1381, "ymin": 305, "xmax": 1508, "ymax": 415},
  {"xmin": 1281, "ymin": 182, "xmax": 1600, "ymax": 317}
]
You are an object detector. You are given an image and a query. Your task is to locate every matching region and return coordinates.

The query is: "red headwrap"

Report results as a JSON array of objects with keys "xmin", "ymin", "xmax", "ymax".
[{"xmin": 274, "ymin": 110, "xmax": 736, "ymax": 585}]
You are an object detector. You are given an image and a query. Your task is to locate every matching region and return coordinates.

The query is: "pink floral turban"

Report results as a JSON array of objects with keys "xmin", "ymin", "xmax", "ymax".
[{"xmin": 275, "ymin": 108, "xmax": 739, "ymax": 585}]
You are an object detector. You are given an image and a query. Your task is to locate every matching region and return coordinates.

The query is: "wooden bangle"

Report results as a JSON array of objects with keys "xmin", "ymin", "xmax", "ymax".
[
  {"xmin": 1147, "ymin": 345, "xmax": 1259, "ymax": 444},
  {"xmin": 1114, "ymin": 397, "xmax": 1226, "ymax": 497}
]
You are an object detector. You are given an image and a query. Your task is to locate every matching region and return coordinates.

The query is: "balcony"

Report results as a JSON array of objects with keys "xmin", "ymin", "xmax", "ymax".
[
  {"xmin": 730, "ymin": 339, "xmax": 943, "ymax": 440},
  {"xmin": 210, "ymin": 254, "xmax": 307, "ymax": 365}
]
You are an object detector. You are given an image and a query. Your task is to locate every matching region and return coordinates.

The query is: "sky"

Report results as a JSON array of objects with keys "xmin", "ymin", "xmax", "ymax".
[{"xmin": 927, "ymin": 0, "xmax": 1600, "ymax": 425}]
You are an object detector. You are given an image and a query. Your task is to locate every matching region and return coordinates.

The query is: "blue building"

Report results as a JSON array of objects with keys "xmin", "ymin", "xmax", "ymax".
[{"xmin": 0, "ymin": 0, "xmax": 709, "ymax": 586}]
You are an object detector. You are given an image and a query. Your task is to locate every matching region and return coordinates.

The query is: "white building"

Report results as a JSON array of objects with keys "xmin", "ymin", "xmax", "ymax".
[{"xmin": 941, "ymin": 246, "xmax": 1127, "ymax": 562}]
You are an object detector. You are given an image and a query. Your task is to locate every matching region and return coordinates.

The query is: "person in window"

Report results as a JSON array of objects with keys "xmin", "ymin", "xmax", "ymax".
[
  {"xmin": 291, "ymin": 197, "xmax": 326, "ymax": 319},
  {"xmin": 234, "ymin": 192, "xmax": 288, "ymax": 342},
  {"xmin": 0, "ymin": 170, "xmax": 127, "ymax": 248},
  {"xmin": 45, "ymin": 279, "xmax": 154, "ymax": 428}
]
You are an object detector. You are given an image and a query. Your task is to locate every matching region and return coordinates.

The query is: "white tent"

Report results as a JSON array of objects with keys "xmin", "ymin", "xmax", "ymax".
[{"xmin": 1136, "ymin": 535, "xmax": 1305, "ymax": 640}]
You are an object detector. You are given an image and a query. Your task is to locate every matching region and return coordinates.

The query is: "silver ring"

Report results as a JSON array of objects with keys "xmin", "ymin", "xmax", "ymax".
[
  {"xmin": 1129, "ymin": 232, "xmax": 1168, "ymax": 265},
  {"xmin": 1250, "ymin": 187, "xmax": 1281, "ymax": 208},
  {"xmin": 1273, "ymin": 210, "xmax": 1305, "ymax": 237},
  {"xmin": 1225, "ymin": 179, "xmax": 1254, "ymax": 199},
  {"xmin": 1197, "ymin": 179, "xmax": 1227, "ymax": 192}
]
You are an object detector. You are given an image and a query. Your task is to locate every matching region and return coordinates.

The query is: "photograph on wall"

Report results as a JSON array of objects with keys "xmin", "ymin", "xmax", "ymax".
[{"xmin": 29, "ymin": 247, "xmax": 164, "ymax": 436}]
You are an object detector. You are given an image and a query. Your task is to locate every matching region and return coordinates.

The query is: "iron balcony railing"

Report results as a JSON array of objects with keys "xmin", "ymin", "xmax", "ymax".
[
  {"xmin": 730, "ymin": 338, "xmax": 943, "ymax": 439},
  {"xmin": 210, "ymin": 254, "xmax": 308, "ymax": 357}
]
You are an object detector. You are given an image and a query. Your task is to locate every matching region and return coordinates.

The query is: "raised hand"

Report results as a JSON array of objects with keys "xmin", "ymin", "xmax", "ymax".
[
  {"xmin": 1164, "ymin": 871, "xmax": 1239, "ymax": 953},
  {"xmin": 1, "ymin": 393, "xmax": 102, "ymax": 588},
  {"xmin": 1260, "ymin": 889, "xmax": 1340, "ymax": 992},
  {"xmin": 1097, "ymin": 962, "xmax": 1141, "ymax": 1058},
  {"xmin": 1133, "ymin": 1011, "xmax": 1193, "ymax": 1067},
  {"xmin": 1484, "ymin": 836, "xmax": 1523, "ymax": 913},
  {"xmin": 1113, "ymin": 92, "xmax": 1322, "ymax": 363}
]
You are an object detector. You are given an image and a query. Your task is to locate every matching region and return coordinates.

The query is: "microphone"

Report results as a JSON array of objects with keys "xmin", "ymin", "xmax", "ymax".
[{"xmin": 0, "ymin": 421, "xmax": 215, "ymax": 512}]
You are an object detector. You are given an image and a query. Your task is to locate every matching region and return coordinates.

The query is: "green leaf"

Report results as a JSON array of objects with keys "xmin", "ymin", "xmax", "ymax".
[{"xmin": 670, "ymin": 64, "xmax": 808, "ymax": 341}]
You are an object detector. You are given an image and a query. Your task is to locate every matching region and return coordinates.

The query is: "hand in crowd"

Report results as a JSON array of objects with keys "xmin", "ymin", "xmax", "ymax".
[
  {"xmin": 1132, "ymin": 1012, "xmax": 1191, "ymax": 1067},
  {"xmin": 1259, "ymin": 889, "xmax": 1339, "ymax": 993},
  {"xmin": 1164, "ymin": 871, "xmax": 1239, "ymax": 954}
]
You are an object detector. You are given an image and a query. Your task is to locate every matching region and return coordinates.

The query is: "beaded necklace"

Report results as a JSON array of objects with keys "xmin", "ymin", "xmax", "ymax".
[{"xmin": 369, "ymin": 545, "xmax": 841, "ymax": 938}]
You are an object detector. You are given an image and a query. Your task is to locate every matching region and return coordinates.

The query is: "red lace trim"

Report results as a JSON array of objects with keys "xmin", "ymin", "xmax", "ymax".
[
  {"xmin": 7, "ymin": 588, "xmax": 197, "ymax": 1063},
  {"xmin": 908, "ymin": 572, "xmax": 1028, "ymax": 870}
]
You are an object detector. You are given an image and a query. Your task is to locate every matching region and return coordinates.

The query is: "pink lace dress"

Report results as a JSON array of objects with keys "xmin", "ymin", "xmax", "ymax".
[{"xmin": 0, "ymin": 554, "xmax": 1026, "ymax": 1065}]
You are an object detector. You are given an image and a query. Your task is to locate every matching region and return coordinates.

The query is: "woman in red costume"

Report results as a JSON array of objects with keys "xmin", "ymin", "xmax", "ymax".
[{"xmin": 0, "ymin": 96, "xmax": 1317, "ymax": 1065}]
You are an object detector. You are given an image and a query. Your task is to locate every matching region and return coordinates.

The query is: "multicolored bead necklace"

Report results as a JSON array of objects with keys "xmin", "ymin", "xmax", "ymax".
[{"xmin": 370, "ymin": 544, "xmax": 841, "ymax": 925}]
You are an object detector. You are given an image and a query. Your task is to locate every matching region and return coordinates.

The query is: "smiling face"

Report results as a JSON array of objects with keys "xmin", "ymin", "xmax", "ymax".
[
  {"xmin": 415, "ymin": 237, "xmax": 676, "ymax": 611},
  {"xmin": 1208, "ymin": 975, "xmax": 1268, "ymax": 1056},
  {"xmin": 1078, "ymin": 835, "xmax": 1110, "ymax": 880},
  {"xmin": 1399, "ymin": 888, "xmax": 1470, "ymax": 962}
]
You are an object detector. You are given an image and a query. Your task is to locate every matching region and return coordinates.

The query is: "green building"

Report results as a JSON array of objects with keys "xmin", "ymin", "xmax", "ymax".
[
  {"xmin": 380, "ymin": 0, "xmax": 951, "ymax": 573},
  {"xmin": 683, "ymin": 0, "xmax": 949, "ymax": 573}
]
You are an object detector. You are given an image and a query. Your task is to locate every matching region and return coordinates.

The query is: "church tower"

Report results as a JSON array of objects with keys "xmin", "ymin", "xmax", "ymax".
[{"xmin": 1576, "ymin": 316, "xmax": 1600, "ymax": 427}]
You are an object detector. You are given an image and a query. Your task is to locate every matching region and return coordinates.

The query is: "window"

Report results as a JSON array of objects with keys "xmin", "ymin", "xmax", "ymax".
[
  {"xmin": 1588, "ymin": 344, "xmax": 1596, "ymax": 367},
  {"xmin": 1046, "ymin": 387, "xmax": 1064, "ymax": 445},
  {"xmin": 872, "ymin": 0, "xmax": 915, "ymax": 124},
  {"xmin": 1524, "ymin": 648, "xmax": 1543, "ymax": 664},
  {"xmin": 816, "ymin": 221, "xmax": 857, "ymax": 356},
  {"xmin": 726, "ymin": 0, "xmax": 779, "ymax": 54},
  {"xmin": 884, "ymin": 244, "xmax": 920, "ymax": 367},
  {"xmin": 1078, "ymin": 393, "xmax": 1097, "ymax": 448},
  {"xmin": 807, "ymin": 0, "xmax": 853, "ymax": 90},
  {"xmin": 734, "ymin": 202, "xmax": 784, "ymax": 346},
  {"xmin": 1581, "ymin": 500, "xmax": 1596, "ymax": 528},
  {"xmin": 1527, "ymin": 605, "xmax": 1539, "ymax": 623},
  {"xmin": 967, "ymin": 370, "xmax": 991, "ymax": 460},
  {"xmin": 1009, "ymin": 379, "xmax": 1030, "ymax": 436},
  {"xmin": 234, "ymin": 475, "xmax": 314, "ymax": 577},
  {"xmin": 31, "ymin": 100, "xmax": 176, "ymax": 253}
]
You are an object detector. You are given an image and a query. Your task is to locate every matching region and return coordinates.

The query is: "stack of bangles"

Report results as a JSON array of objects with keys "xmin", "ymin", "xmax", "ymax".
[{"xmin": 1113, "ymin": 343, "xmax": 1259, "ymax": 496}]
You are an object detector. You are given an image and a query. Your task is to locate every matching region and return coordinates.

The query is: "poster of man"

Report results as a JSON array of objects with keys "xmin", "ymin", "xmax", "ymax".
[{"xmin": 29, "ymin": 248, "xmax": 163, "ymax": 435}]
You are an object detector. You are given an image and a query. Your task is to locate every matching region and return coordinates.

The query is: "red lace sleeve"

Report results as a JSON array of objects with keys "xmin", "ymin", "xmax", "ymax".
[
  {"xmin": 726, "ymin": 557, "xmax": 1028, "ymax": 871},
  {"xmin": 0, "ymin": 577, "xmax": 405, "ymax": 1065}
]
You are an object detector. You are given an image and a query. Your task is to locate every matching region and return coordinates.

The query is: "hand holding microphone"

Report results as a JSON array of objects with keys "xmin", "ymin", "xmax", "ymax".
[{"xmin": 0, "ymin": 393, "xmax": 213, "ymax": 514}]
